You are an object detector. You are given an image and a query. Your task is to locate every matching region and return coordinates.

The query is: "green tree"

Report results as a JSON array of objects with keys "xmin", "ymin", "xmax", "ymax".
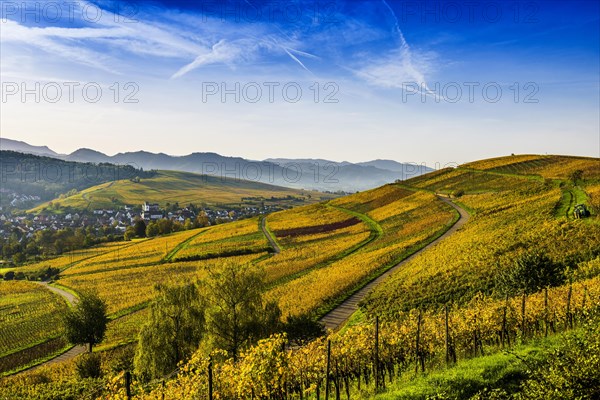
[
  {"xmin": 134, "ymin": 283, "xmax": 205, "ymax": 381},
  {"xmin": 63, "ymin": 292, "xmax": 109, "ymax": 352},
  {"xmin": 157, "ymin": 218, "xmax": 173, "ymax": 235},
  {"xmin": 496, "ymin": 251, "xmax": 566, "ymax": 295},
  {"xmin": 133, "ymin": 219, "xmax": 147, "ymax": 238},
  {"xmin": 12, "ymin": 252, "xmax": 26, "ymax": 265},
  {"xmin": 124, "ymin": 226, "xmax": 136, "ymax": 241},
  {"xmin": 195, "ymin": 213, "xmax": 210, "ymax": 228},
  {"xmin": 201, "ymin": 262, "xmax": 281, "ymax": 361},
  {"xmin": 145, "ymin": 222, "xmax": 159, "ymax": 237}
]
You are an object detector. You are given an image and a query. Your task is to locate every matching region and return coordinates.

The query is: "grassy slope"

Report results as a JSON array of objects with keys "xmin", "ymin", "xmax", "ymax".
[
  {"xmin": 369, "ymin": 335, "xmax": 561, "ymax": 399},
  {"xmin": 365, "ymin": 156, "xmax": 599, "ymax": 311},
  {"xmin": 28, "ymin": 170, "xmax": 332, "ymax": 212}
]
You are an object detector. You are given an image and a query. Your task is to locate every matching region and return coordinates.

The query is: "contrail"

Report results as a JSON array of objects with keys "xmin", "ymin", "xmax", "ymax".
[
  {"xmin": 283, "ymin": 47, "xmax": 311, "ymax": 71},
  {"xmin": 380, "ymin": 0, "xmax": 438, "ymax": 99}
]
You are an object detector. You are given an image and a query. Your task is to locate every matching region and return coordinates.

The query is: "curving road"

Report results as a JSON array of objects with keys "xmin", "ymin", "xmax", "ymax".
[
  {"xmin": 319, "ymin": 196, "xmax": 470, "ymax": 331},
  {"xmin": 40, "ymin": 282, "xmax": 78, "ymax": 305},
  {"xmin": 13, "ymin": 284, "xmax": 87, "ymax": 376},
  {"xmin": 261, "ymin": 216, "xmax": 281, "ymax": 254}
]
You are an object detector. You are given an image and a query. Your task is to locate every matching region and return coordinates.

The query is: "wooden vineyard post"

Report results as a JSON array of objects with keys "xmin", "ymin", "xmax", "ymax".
[
  {"xmin": 415, "ymin": 310, "xmax": 423, "ymax": 374},
  {"xmin": 472, "ymin": 315, "xmax": 477, "ymax": 357},
  {"xmin": 521, "ymin": 294, "xmax": 526, "ymax": 339},
  {"xmin": 501, "ymin": 294, "xmax": 509, "ymax": 347},
  {"xmin": 544, "ymin": 288, "xmax": 549, "ymax": 338},
  {"xmin": 208, "ymin": 356, "xmax": 213, "ymax": 400},
  {"xmin": 325, "ymin": 340, "xmax": 331, "ymax": 400},
  {"xmin": 374, "ymin": 316, "xmax": 380, "ymax": 392},
  {"xmin": 445, "ymin": 305, "xmax": 450, "ymax": 365},
  {"xmin": 566, "ymin": 284, "xmax": 573, "ymax": 330},
  {"xmin": 125, "ymin": 371, "xmax": 131, "ymax": 400}
]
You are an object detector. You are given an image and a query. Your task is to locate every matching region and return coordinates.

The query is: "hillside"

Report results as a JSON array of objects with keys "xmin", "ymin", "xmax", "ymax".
[
  {"xmin": 28, "ymin": 170, "xmax": 333, "ymax": 213},
  {"xmin": 2, "ymin": 167, "xmax": 457, "ymax": 378},
  {"xmin": 0, "ymin": 151, "xmax": 150, "ymax": 209},
  {"xmin": 1, "ymin": 154, "xmax": 599, "ymax": 399}
]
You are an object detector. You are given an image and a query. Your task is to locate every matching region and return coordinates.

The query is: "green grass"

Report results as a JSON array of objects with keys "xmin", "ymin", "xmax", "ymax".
[
  {"xmin": 368, "ymin": 335, "xmax": 562, "ymax": 399},
  {"xmin": 163, "ymin": 228, "xmax": 208, "ymax": 262},
  {"xmin": 338, "ymin": 308, "xmax": 366, "ymax": 334},
  {"xmin": 328, "ymin": 203, "xmax": 384, "ymax": 239},
  {"xmin": 29, "ymin": 170, "xmax": 331, "ymax": 213},
  {"xmin": 554, "ymin": 186, "xmax": 591, "ymax": 219}
]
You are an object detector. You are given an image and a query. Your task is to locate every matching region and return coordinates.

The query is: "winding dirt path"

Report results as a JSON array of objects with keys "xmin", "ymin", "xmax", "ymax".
[
  {"xmin": 39, "ymin": 282, "xmax": 78, "ymax": 305},
  {"xmin": 12, "ymin": 284, "xmax": 87, "ymax": 375},
  {"xmin": 261, "ymin": 216, "xmax": 281, "ymax": 254},
  {"xmin": 319, "ymin": 196, "xmax": 470, "ymax": 331}
]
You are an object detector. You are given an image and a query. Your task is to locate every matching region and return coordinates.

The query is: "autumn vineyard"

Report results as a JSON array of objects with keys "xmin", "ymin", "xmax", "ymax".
[{"xmin": 1, "ymin": 154, "xmax": 599, "ymax": 399}]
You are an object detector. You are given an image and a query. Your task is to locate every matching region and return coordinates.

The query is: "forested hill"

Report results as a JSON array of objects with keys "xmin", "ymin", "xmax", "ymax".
[{"xmin": 0, "ymin": 151, "xmax": 153, "ymax": 209}]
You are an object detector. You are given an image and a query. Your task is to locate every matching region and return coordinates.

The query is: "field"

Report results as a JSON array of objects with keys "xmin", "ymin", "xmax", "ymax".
[
  {"xmin": 0, "ymin": 281, "xmax": 69, "ymax": 375},
  {"xmin": 363, "ymin": 158, "xmax": 600, "ymax": 315},
  {"xmin": 171, "ymin": 218, "xmax": 270, "ymax": 261},
  {"xmin": 60, "ymin": 229, "xmax": 204, "ymax": 277},
  {"xmin": 2, "ymin": 154, "xmax": 599, "ymax": 399},
  {"xmin": 28, "ymin": 170, "xmax": 333, "ymax": 213},
  {"xmin": 266, "ymin": 188, "xmax": 457, "ymax": 317}
]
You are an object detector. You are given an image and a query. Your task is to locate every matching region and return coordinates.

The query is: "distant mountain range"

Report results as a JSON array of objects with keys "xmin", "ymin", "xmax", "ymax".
[{"xmin": 0, "ymin": 138, "xmax": 433, "ymax": 192}]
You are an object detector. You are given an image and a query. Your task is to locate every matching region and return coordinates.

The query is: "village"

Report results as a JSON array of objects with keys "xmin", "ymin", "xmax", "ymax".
[{"xmin": 0, "ymin": 201, "xmax": 283, "ymax": 242}]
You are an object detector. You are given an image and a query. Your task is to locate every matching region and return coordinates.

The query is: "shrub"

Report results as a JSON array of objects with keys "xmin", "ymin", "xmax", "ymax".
[
  {"xmin": 75, "ymin": 353, "xmax": 102, "ymax": 379},
  {"xmin": 106, "ymin": 345, "xmax": 135, "ymax": 374},
  {"xmin": 453, "ymin": 189, "xmax": 465, "ymax": 198},
  {"xmin": 284, "ymin": 314, "xmax": 325, "ymax": 345},
  {"xmin": 496, "ymin": 252, "xmax": 566, "ymax": 295}
]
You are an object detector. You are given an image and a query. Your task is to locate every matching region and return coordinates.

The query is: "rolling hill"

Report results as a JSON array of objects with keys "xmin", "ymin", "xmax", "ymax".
[
  {"xmin": 0, "ymin": 151, "xmax": 150, "ymax": 209},
  {"xmin": 2, "ymin": 154, "xmax": 599, "ymax": 399},
  {"xmin": 28, "ymin": 170, "xmax": 333, "ymax": 213}
]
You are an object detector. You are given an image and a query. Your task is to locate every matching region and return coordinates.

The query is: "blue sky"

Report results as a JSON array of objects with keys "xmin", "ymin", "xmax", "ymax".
[{"xmin": 0, "ymin": 0, "xmax": 598, "ymax": 165}]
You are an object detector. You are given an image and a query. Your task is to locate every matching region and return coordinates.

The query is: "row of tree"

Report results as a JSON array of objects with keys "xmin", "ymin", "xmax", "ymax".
[
  {"xmin": 1, "ymin": 225, "xmax": 121, "ymax": 265},
  {"xmin": 123, "ymin": 214, "xmax": 211, "ymax": 241}
]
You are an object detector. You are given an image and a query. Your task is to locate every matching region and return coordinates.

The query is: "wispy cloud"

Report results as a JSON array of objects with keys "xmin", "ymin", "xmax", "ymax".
[
  {"xmin": 1, "ymin": 0, "xmax": 432, "ymax": 89},
  {"xmin": 352, "ymin": 0, "xmax": 434, "ymax": 93},
  {"xmin": 171, "ymin": 39, "xmax": 251, "ymax": 79}
]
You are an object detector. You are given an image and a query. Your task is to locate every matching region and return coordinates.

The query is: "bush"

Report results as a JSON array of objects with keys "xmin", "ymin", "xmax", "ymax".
[
  {"xmin": 452, "ymin": 189, "xmax": 465, "ymax": 198},
  {"xmin": 284, "ymin": 314, "xmax": 325, "ymax": 345},
  {"xmin": 106, "ymin": 345, "xmax": 135, "ymax": 374},
  {"xmin": 496, "ymin": 252, "xmax": 566, "ymax": 295},
  {"xmin": 75, "ymin": 353, "xmax": 102, "ymax": 379}
]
